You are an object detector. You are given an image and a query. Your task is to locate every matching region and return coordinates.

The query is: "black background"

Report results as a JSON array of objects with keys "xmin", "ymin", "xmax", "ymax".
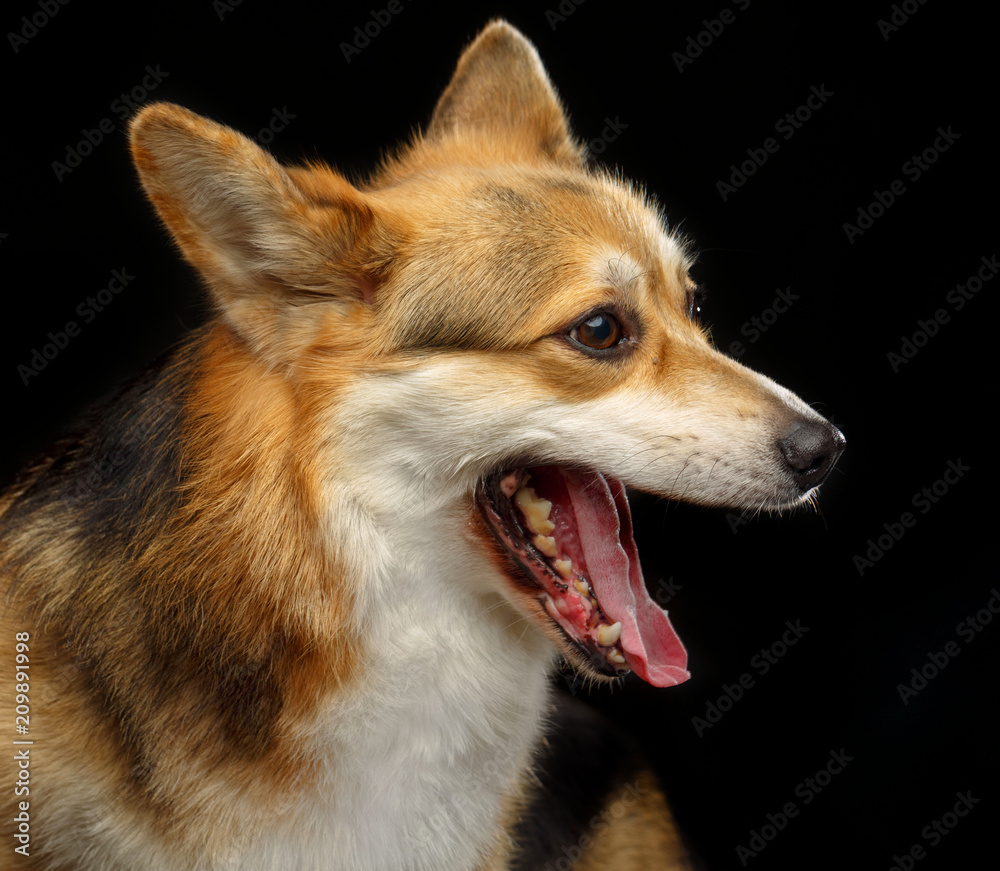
[{"xmin": 1, "ymin": 1, "xmax": 994, "ymax": 868}]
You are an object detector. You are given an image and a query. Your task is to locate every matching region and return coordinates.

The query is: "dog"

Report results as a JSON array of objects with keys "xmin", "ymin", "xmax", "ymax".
[{"xmin": 0, "ymin": 19, "xmax": 843, "ymax": 871}]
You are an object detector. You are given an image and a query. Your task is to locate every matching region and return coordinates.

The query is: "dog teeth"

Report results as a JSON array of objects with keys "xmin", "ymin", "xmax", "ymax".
[
  {"xmin": 514, "ymin": 484, "xmax": 555, "ymax": 535},
  {"xmin": 499, "ymin": 471, "xmax": 524, "ymax": 498},
  {"xmin": 596, "ymin": 622, "xmax": 622, "ymax": 647},
  {"xmin": 573, "ymin": 578, "xmax": 590, "ymax": 596},
  {"xmin": 607, "ymin": 650, "xmax": 627, "ymax": 665},
  {"xmin": 554, "ymin": 558, "xmax": 574, "ymax": 578},
  {"xmin": 533, "ymin": 534, "xmax": 558, "ymax": 557}
]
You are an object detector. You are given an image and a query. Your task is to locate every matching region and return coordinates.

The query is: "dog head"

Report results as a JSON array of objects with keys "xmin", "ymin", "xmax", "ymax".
[{"xmin": 129, "ymin": 21, "xmax": 843, "ymax": 689}]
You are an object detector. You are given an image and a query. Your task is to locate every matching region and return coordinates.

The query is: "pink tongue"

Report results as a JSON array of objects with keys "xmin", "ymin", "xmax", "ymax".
[{"xmin": 558, "ymin": 468, "xmax": 689, "ymax": 687}]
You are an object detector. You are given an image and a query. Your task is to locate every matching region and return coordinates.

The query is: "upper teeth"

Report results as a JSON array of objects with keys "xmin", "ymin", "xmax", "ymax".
[
  {"xmin": 514, "ymin": 484, "xmax": 555, "ymax": 535},
  {"xmin": 512, "ymin": 477, "xmax": 623, "ymax": 660},
  {"xmin": 533, "ymin": 535, "xmax": 558, "ymax": 557}
]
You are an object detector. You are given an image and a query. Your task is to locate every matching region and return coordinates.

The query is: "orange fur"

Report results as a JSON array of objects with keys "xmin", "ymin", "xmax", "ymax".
[{"xmin": 0, "ymin": 19, "xmax": 842, "ymax": 870}]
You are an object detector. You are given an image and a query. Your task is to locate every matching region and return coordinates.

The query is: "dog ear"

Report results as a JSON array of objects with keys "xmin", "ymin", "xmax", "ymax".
[
  {"xmin": 428, "ymin": 20, "xmax": 583, "ymax": 165},
  {"xmin": 130, "ymin": 102, "xmax": 388, "ymax": 359}
]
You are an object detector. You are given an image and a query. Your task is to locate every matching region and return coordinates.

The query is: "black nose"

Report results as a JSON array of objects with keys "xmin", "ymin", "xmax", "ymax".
[{"xmin": 778, "ymin": 420, "xmax": 845, "ymax": 491}]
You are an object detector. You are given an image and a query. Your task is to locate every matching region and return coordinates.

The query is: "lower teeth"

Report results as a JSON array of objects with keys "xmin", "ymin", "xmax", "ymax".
[
  {"xmin": 533, "ymin": 534, "xmax": 558, "ymax": 557},
  {"xmin": 596, "ymin": 621, "xmax": 622, "ymax": 647},
  {"xmin": 508, "ymin": 471, "xmax": 626, "ymax": 668}
]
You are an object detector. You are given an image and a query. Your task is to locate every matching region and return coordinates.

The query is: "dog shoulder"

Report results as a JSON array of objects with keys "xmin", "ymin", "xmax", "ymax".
[{"xmin": 512, "ymin": 691, "xmax": 693, "ymax": 871}]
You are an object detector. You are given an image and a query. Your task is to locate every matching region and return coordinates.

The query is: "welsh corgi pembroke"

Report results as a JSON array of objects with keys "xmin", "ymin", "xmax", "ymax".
[{"xmin": 0, "ymin": 19, "xmax": 843, "ymax": 871}]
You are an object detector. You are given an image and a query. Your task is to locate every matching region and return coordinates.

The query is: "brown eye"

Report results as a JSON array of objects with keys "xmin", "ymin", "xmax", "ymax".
[
  {"xmin": 573, "ymin": 312, "xmax": 622, "ymax": 350},
  {"xmin": 687, "ymin": 286, "xmax": 707, "ymax": 323}
]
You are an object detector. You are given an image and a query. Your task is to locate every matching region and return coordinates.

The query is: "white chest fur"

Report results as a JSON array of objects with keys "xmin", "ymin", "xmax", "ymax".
[{"xmin": 242, "ymin": 524, "xmax": 554, "ymax": 871}]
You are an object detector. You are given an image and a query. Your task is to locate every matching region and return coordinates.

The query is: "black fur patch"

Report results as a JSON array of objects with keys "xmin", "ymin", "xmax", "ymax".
[
  {"xmin": 2, "ymin": 332, "xmax": 290, "ymax": 774},
  {"xmin": 512, "ymin": 689, "xmax": 651, "ymax": 870},
  {"xmin": 1, "ymin": 344, "xmax": 188, "ymax": 556}
]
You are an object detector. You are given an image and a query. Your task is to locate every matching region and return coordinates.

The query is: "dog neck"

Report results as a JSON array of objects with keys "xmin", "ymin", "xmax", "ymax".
[{"xmin": 289, "ymin": 426, "xmax": 555, "ymax": 869}]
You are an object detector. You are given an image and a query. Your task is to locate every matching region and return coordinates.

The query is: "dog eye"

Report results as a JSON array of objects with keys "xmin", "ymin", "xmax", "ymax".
[
  {"xmin": 571, "ymin": 312, "xmax": 623, "ymax": 351},
  {"xmin": 687, "ymin": 286, "xmax": 707, "ymax": 322}
]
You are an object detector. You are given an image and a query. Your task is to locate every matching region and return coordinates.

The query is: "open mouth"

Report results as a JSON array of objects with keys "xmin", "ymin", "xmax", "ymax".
[{"xmin": 476, "ymin": 464, "xmax": 689, "ymax": 687}]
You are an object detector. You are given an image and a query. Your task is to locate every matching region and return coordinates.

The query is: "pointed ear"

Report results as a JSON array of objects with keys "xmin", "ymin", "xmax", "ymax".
[
  {"xmin": 129, "ymin": 102, "xmax": 386, "ymax": 358},
  {"xmin": 428, "ymin": 20, "xmax": 583, "ymax": 165}
]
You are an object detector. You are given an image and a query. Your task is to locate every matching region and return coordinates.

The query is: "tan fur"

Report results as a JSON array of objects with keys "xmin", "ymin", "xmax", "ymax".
[
  {"xmin": 572, "ymin": 773, "xmax": 691, "ymax": 871},
  {"xmin": 0, "ymin": 334, "xmax": 363, "ymax": 868},
  {"xmin": 0, "ymin": 19, "xmax": 842, "ymax": 870}
]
